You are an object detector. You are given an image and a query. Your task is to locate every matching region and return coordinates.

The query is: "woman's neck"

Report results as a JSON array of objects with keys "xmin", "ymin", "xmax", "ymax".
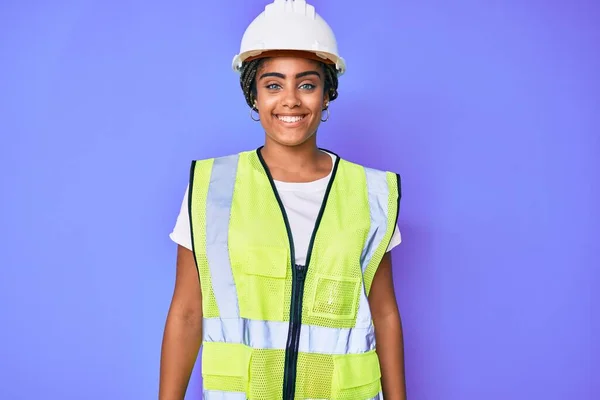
[{"xmin": 260, "ymin": 139, "xmax": 332, "ymax": 183}]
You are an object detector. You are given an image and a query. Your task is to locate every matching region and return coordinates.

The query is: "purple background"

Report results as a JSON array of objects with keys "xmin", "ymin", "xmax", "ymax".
[{"xmin": 0, "ymin": 0, "xmax": 598, "ymax": 399}]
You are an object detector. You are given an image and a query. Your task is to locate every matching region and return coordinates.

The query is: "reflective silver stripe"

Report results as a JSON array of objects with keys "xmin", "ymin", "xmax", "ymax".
[
  {"xmin": 206, "ymin": 154, "xmax": 240, "ymax": 319},
  {"xmin": 202, "ymin": 389, "xmax": 379, "ymax": 399},
  {"xmin": 360, "ymin": 167, "xmax": 390, "ymax": 273},
  {"xmin": 202, "ymin": 390, "xmax": 246, "ymax": 400},
  {"xmin": 203, "ymin": 317, "xmax": 375, "ymax": 354},
  {"xmin": 202, "ymin": 389, "xmax": 381, "ymax": 400},
  {"xmin": 356, "ymin": 167, "xmax": 391, "ymax": 328}
]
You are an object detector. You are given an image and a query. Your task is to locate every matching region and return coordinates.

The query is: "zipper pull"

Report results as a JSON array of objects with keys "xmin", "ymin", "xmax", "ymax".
[{"xmin": 295, "ymin": 264, "xmax": 306, "ymax": 281}]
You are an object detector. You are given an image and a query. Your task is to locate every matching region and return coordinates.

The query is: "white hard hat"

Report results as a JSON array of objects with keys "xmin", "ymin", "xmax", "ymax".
[{"xmin": 232, "ymin": 0, "xmax": 346, "ymax": 75}]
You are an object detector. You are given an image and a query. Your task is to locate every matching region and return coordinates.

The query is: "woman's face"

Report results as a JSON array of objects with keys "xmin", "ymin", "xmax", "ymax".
[{"xmin": 253, "ymin": 57, "xmax": 328, "ymax": 148}]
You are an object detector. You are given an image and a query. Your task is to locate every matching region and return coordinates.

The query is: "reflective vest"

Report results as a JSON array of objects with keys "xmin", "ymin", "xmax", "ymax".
[{"xmin": 188, "ymin": 148, "xmax": 401, "ymax": 400}]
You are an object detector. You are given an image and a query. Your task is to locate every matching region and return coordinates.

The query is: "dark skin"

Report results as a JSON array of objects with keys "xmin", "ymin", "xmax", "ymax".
[
  {"xmin": 370, "ymin": 252, "xmax": 408, "ymax": 400},
  {"xmin": 159, "ymin": 246, "xmax": 202, "ymax": 400},
  {"xmin": 159, "ymin": 55, "xmax": 407, "ymax": 400},
  {"xmin": 253, "ymin": 56, "xmax": 332, "ymax": 181}
]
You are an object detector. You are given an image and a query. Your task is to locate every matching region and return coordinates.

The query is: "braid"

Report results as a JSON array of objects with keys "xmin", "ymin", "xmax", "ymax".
[
  {"xmin": 240, "ymin": 59, "xmax": 264, "ymax": 110},
  {"xmin": 240, "ymin": 59, "xmax": 340, "ymax": 110},
  {"xmin": 322, "ymin": 63, "xmax": 339, "ymax": 104}
]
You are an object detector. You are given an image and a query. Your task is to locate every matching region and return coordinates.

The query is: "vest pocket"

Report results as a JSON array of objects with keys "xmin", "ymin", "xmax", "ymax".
[
  {"xmin": 240, "ymin": 246, "xmax": 288, "ymax": 321},
  {"xmin": 331, "ymin": 350, "xmax": 382, "ymax": 399},
  {"xmin": 309, "ymin": 274, "xmax": 361, "ymax": 321},
  {"xmin": 202, "ymin": 341, "xmax": 252, "ymax": 394}
]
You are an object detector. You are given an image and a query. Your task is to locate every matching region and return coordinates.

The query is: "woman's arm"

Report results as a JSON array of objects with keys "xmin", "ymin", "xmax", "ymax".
[
  {"xmin": 159, "ymin": 245, "xmax": 203, "ymax": 400},
  {"xmin": 368, "ymin": 252, "xmax": 407, "ymax": 400}
]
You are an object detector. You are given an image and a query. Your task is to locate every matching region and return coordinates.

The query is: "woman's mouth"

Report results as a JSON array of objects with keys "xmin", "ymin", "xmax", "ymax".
[{"xmin": 275, "ymin": 114, "xmax": 306, "ymax": 124}]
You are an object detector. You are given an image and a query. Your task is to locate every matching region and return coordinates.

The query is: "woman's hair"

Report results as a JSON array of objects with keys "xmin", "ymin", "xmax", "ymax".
[{"xmin": 240, "ymin": 58, "xmax": 339, "ymax": 111}]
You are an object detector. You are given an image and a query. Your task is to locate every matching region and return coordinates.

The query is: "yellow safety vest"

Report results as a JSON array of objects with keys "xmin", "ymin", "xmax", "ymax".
[{"xmin": 189, "ymin": 148, "xmax": 401, "ymax": 400}]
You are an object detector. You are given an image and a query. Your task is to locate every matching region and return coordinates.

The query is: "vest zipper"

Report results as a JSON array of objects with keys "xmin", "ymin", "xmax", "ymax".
[
  {"xmin": 283, "ymin": 263, "xmax": 307, "ymax": 399},
  {"xmin": 256, "ymin": 147, "xmax": 340, "ymax": 400}
]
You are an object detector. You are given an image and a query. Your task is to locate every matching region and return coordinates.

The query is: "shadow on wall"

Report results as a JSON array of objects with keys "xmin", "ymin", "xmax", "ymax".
[{"xmin": 392, "ymin": 222, "xmax": 445, "ymax": 399}]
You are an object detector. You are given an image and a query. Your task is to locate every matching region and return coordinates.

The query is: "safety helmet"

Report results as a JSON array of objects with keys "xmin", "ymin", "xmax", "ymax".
[{"xmin": 232, "ymin": 0, "xmax": 346, "ymax": 75}]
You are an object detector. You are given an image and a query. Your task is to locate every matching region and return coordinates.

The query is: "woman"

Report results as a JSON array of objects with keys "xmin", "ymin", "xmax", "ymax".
[{"xmin": 159, "ymin": 1, "xmax": 407, "ymax": 399}]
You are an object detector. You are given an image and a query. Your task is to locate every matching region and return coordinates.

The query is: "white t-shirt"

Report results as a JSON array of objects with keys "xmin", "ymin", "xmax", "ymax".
[{"xmin": 169, "ymin": 153, "xmax": 401, "ymax": 265}]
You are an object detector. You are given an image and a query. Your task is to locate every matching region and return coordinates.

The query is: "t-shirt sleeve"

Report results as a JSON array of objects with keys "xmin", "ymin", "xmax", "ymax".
[
  {"xmin": 386, "ymin": 224, "xmax": 402, "ymax": 252},
  {"xmin": 169, "ymin": 184, "xmax": 193, "ymax": 251}
]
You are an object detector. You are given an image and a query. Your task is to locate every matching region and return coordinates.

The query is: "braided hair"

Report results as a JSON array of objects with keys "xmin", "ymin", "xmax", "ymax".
[{"xmin": 240, "ymin": 58, "xmax": 339, "ymax": 111}]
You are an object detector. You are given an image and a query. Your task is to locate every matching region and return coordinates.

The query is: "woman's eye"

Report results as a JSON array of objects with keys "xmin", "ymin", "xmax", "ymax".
[
  {"xmin": 266, "ymin": 84, "xmax": 281, "ymax": 90},
  {"xmin": 300, "ymin": 83, "xmax": 316, "ymax": 90}
]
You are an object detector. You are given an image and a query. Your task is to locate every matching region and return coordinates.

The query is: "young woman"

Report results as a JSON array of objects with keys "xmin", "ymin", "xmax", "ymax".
[{"xmin": 159, "ymin": 1, "xmax": 407, "ymax": 399}]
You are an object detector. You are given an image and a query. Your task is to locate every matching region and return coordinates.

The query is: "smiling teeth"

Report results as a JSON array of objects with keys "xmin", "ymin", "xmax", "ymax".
[{"xmin": 278, "ymin": 115, "xmax": 304, "ymax": 123}]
